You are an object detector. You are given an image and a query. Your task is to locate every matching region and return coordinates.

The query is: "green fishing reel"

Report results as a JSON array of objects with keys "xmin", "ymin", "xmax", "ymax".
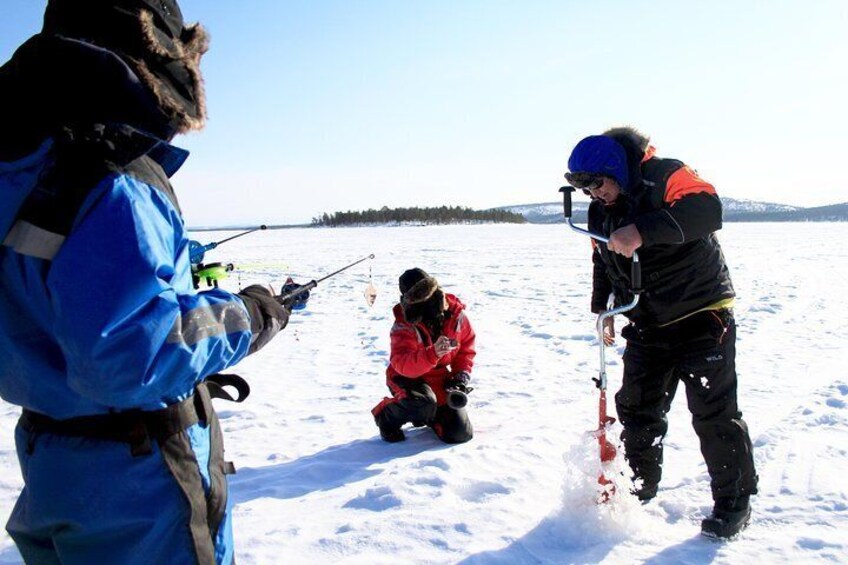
[{"xmin": 192, "ymin": 262, "xmax": 234, "ymax": 289}]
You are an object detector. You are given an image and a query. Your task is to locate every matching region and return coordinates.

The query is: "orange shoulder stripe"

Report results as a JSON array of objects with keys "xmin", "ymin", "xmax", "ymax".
[{"xmin": 665, "ymin": 166, "xmax": 716, "ymax": 205}]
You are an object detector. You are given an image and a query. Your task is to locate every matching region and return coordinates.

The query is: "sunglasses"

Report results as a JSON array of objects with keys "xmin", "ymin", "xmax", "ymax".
[{"xmin": 564, "ymin": 172, "xmax": 605, "ymax": 191}]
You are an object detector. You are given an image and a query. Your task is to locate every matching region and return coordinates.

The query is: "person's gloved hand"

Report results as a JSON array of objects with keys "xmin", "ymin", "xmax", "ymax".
[
  {"xmin": 238, "ymin": 284, "xmax": 289, "ymax": 354},
  {"xmin": 433, "ymin": 335, "xmax": 457, "ymax": 357},
  {"xmin": 446, "ymin": 371, "xmax": 472, "ymax": 393},
  {"xmin": 445, "ymin": 371, "xmax": 473, "ymax": 410},
  {"xmin": 281, "ymin": 280, "xmax": 310, "ymax": 311}
]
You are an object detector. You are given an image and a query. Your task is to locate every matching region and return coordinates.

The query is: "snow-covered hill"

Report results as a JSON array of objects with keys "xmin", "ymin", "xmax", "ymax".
[
  {"xmin": 497, "ymin": 198, "xmax": 848, "ymax": 223},
  {"xmin": 721, "ymin": 198, "xmax": 800, "ymax": 215},
  {"xmin": 495, "ymin": 201, "xmax": 580, "ymax": 224}
]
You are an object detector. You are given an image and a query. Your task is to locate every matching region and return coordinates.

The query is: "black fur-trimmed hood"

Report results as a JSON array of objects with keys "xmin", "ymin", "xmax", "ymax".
[
  {"xmin": 131, "ymin": 9, "xmax": 208, "ymax": 134},
  {"xmin": 603, "ymin": 126, "xmax": 650, "ymax": 153},
  {"xmin": 401, "ymin": 275, "xmax": 440, "ymax": 307},
  {"xmin": 40, "ymin": 0, "xmax": 209, "ymax": 136},
  {"xmin": 603, "ymin": 126, "xmax": 651, "ymax": 193},
  {"xmin": 392, "ymin": 293, "xmax": 466, "ymax": 325},
  {"xmin": 0, "ymin": 0, "xmax": 209, "ymax": 160},
  {"xmin": 0, "ymin": 34, "xmax": 170, "ymax": 160}
]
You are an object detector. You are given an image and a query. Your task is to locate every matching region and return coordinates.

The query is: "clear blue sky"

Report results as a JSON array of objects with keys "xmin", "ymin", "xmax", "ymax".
[{"xmin": 2, "ymin": 1, "xmax": 846, "ymax": 226}]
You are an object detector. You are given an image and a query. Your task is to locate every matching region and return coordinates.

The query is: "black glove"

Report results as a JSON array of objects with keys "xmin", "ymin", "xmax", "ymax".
[
  {"xmin": 446, "ymin": 371, "xmax": 471, "ymax": 391},
  {"xmin": 445, "ymin": 372, "xmax": 472, "ymax": 410},
  {"xmin": 280, "ymin": 280, "xmax": 310, "ymax": 311},
  {"xmin": 238, "ymin": 284, "xmax": 289, "ymax": 354}
]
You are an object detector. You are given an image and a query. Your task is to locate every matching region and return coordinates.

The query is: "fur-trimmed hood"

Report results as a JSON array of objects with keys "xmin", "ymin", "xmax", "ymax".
[
  {"xmin": 393, "ymin": 293, "xmax": 466, "ymax": 325},
  {"xmin": 41, "ymin": 0, "xmax": 209, "ymax": 136},
  {"xmin": 0, "ymin": 35, "xmax": 169, "ymax": 159},
  {"xmin": 603, "ymin": 126, "xmax": 650, "ymax": 153},
  {"xmin": 400, "ymin": 274, "xmax": 440, "ymax": 307},
  {"xmin": 131, "ymin": 9, "xmax": 209, "ymax": 134},
  {"xmin": 602, "ymin": 125, "xmax": 651, "ymax": 192},
  {"xmin": 0, "ymin": 0, "xmax": 208, "ymax": 159}
]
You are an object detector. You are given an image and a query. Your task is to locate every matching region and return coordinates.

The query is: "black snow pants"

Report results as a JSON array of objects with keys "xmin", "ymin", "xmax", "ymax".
[
  {"xmin": 616, "ymin": 309, "xmax": 758, "ymax": 501},
  {"xmin": 374, "ymin": 378, "xmax": 473, "ymax": 444}
]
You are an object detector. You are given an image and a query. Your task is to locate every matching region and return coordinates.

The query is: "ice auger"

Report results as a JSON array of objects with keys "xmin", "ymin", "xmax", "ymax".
[{"xmin": 560, "ymin": 186, "xmax": 642, "ymax": 503}]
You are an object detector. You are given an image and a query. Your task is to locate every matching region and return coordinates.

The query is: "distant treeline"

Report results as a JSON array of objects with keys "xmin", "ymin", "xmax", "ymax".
[{"xmin": 312, "ymin": 206, "xmax": 526, "ymax": 226}]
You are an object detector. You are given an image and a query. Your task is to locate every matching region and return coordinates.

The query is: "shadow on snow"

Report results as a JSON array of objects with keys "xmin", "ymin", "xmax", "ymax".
[
  {"xmin": 458, "ymin": 513, "xmax": 721, "ymax": 564},
  {"xmin": 229, "ymin": 429, "xmax": 448, "ymax": 504}
]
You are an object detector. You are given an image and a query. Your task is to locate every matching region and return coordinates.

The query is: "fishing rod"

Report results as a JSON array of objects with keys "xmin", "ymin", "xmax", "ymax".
[
  {"xmin": 276, "ymin": 254, "xmax": 376, "ymax": 304},
  {"xmin": 189, "ymin": 225, "xmax": 268, "ymax": 265}
]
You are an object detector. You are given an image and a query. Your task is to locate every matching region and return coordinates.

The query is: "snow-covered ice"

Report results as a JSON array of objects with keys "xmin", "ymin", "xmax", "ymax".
[{"xmin": 1, "ymin": 222, "xmax": 846, "ymax": 564}]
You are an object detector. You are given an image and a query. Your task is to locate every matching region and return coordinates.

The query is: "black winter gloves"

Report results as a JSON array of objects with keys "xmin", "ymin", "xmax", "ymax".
[
  {"xmin": 238, "ymin": 284, "xmax": 290, "ymax": 354},
  {"xmin": 280, "ymin": 280, "xmax": 311, "ymax": 311},
  {"xmin": 447, "ymin": 371, "xmax": 471, "ymax": 389},
  {"xmin": 445, "ymin": 371, "xmax": 472, "ymax": 410}
]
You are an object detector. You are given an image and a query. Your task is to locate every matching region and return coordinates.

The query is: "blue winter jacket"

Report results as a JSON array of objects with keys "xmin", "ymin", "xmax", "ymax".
[{"xmin": 0, "ymin": 132, "xmax": 253, "ymax": 419}]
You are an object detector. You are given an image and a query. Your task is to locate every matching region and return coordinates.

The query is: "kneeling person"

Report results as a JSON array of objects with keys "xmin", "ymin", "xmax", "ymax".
[{"xmin": 372, "ymin": 268, "xmax": 476, "ymax": 444}]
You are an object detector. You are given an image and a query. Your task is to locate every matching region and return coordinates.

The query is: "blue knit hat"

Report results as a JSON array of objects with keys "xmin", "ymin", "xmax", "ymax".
[{"xmin": 567, "ymin": 135, "xmax": 629, "ymax": 189}]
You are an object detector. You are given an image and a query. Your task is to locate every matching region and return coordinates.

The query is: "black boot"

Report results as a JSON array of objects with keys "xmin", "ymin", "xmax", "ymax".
[
  {"xmin": 631, "ymin": 482, "xmax": 658, "ymax": 503},
  {"xmin": 701, "ymin": 496, "xmax": 751, "ymax": 539},
  {"xmin": 379, "ymin": 425, "xmax": 406, "ymax": 443},
  {"xmin": 374, "ymin": 411, "xmax": 406, "ymax": 443}
]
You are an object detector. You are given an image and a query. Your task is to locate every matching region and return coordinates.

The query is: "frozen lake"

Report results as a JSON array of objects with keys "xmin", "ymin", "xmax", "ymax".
[{"xmin": 1, "ymin": 222, "xmax": 847, "ymax": 564}]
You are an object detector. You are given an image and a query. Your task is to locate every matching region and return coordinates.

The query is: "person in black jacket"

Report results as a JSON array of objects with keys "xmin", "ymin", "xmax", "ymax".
[{"xmin": 566, "ymin": 126, "xmax": 758, "ymax": 538}]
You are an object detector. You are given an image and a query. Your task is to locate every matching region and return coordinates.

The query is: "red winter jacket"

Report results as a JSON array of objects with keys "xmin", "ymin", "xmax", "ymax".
[{"xmin": 386, "ymin": 293, "xmax": 476, "ymax": 406}]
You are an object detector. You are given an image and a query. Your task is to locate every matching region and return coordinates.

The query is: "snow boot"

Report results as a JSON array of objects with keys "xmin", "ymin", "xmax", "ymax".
[
  {"xmin": 379, "ymin": 425, "xmax": 405, "ymax": 443},
  {"xmin": 701, "ymin": 495, "xmax": 751, "ymax": 539},
  {"xmin": 631, "ymin": 482, "xmax": 658, "ymax": 503}
]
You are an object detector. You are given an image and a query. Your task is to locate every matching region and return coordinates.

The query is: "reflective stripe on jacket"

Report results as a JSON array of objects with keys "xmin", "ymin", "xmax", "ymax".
[{"xmin": 589, "ymin": 154, "xmax": 735, "ymax": 327}]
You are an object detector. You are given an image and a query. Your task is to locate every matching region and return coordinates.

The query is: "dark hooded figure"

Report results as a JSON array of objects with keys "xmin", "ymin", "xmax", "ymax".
[
  {"xmin": 372, "ymin": 268, "xmax": 476, "ymax": 444},
  {"xmin": 0, "ymin": 2, "xmax": 291, "ymax": 563},
  {"xmin": 565, "ymin": 126, "xmax": 759, "ymax": 539}
]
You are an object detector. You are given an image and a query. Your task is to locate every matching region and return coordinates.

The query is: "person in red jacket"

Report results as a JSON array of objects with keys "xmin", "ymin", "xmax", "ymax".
[{"xmin": 372, "ymin": 268, "xmax": 476, "ymax": 444}]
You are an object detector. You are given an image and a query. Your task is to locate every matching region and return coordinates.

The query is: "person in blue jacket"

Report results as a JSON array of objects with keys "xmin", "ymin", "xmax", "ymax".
[{"xmin": 0, "ymin": 1, "xmax": 294, "ymax": 563}]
